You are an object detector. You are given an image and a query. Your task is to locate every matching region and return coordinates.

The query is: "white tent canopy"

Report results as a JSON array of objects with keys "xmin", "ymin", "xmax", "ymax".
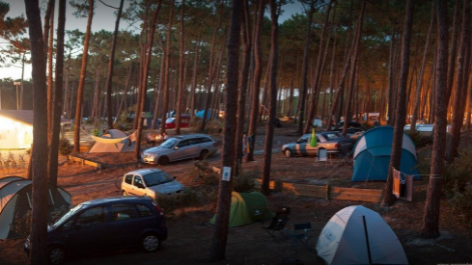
[
  {"xmin": 0, "ymin": 176, "xmax": 71, "ymax": 239},
  {"xmin": 89, "ymin": 129, "xmax": 135, "ymax": 153},
  {"xmin": 316, "ymin": 205, "xmax": 408, "ymax": 265}
]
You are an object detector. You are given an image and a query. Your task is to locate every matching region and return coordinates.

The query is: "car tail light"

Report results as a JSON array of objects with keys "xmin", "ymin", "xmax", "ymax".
[
  {"xmin": 152, "ymin": 201, "xmax": 164, "ymax": 215},
  {"xmin": 335, "ymin": 144, "xmax": 339, "ymax": 148}
]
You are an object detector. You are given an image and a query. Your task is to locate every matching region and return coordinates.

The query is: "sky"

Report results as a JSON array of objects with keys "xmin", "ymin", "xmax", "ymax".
[{"xmin": 0, "ymin": 0, "xmax": 304, "ymax": 80}]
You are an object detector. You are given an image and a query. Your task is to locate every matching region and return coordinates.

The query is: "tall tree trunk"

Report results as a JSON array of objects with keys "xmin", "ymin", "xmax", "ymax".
[
  {"xmin": 176, "ymin": 0, "xmax": 185, "ymax": 135},
  {"xmin": 381, "ymin": 0, "xmax": 414, "ymax": 207},
  {"xmin": 387, "ymin": 27, "xmax": 396, "ymax": 125},
  {"xmin": 151, "ymin": 53, "xmax": 165, "ymax": 129},
  {"xmin": 421, "ymin": 0, "xmax": 449, "ymax": 239},
  {"xmin": 209, "ymin": 0, "xmax": 241, "ymax": 261},
  {"xmin": 201, "ymin": 1, "xmax": 224, "ymax": 131},
  {"xmin": 24, "ymin": 0, "xmax": 48, "ymax": 263},
  {"xmin": 411, "ymin": 2, "xmax": 434, "ymax": 131},
  {"xmin": 42, "ymin": 0, "xmax": 55, "ymax": 56},
  {"xmin": 245, "ymin": 0, "xmax": 265, "ymax": 162},
  {"xmin": 342, "ymin": 1, "xmax": 365, "ymax": 136},
  {"xmin": 47, "ymin": 7, "xmax": 54, "ymax": 142},
  {"xmin": 190, "ymin": 34, "xmax": 201, "ymax": 117},
  {"xmin": 261, "ymin": 0, "xmax": 279, "ymax": 195},
  {"xmin": 73, "ymin": 0, "xmax": 94, "ymax": 153},
  {"xmin": 105, "ymin": 0, "xmax": 124, "ymax": 129},
  {"xmin": 160, "ymin": 0, "xmax": 174, "ymax": 135},
  {"xmin": 297, "ymin": 0, "xmax": 314, "ymax": 133},
  {"xmin": 48, "ymin": 0, "xmax": 65, "ymax": 186},
  {"xmin": 235, "ymin": 0, "xmax": 252, "ymax": 172},
  {"xmin": 136, "ymin": 0, "xmax": 163, "ymax": 160},
  {"xmin": 117, "ymin": 65, "xmax": 133, "ymax": 122},
  {"xmin": 445, "ymin": 0, "xmax": 461, "ymax": 102},
  {"xmin": 446, "ymin": 0, "xmax": 470, "ymax": 162},
  {"xmin": 304, "ymin": 0, "xmax": 335, "ymax": 134}
]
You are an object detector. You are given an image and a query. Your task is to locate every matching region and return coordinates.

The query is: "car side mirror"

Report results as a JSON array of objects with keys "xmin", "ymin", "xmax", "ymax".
[{"xmin": 137, "ymin": 183, "xmax": 145, "ymax": 189}]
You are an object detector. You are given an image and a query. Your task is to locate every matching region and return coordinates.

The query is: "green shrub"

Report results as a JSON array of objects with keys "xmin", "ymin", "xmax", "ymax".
[
  {"xmin": 233, "ymin": 171, "xmax": 257, "ymax": 193},
  {"xmin": 189, "ymin": 116, "xmax": 202, "ymax": 132},
  {"xmin": 406, "ymin": 129, "xmax": 432, "ymax": 148},
  {"xmin": 205, "ymin": 119, "xmax": 223, "ymax": 134},
  {"xmin": 156, "ymin": 188, "xmax": 202, "ymax": 216},
  {"xmin": 449, "ymin": 183, "xmax": 472, "ymax": 227},
  {"xmin": 191, "ymin": 160, "xmax": 219, "ymax": 185},
  {"xmin": 58, "ymin": 138, "xmax": 72, "ymax": 156}
]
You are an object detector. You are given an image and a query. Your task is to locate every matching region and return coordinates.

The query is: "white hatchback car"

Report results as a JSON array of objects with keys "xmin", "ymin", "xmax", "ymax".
[{"xmin": 121, "ymin": 168, "xmax": 184, "ymax": 200}]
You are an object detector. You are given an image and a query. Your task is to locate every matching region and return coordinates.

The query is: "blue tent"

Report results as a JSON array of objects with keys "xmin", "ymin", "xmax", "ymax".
[
  {"xmin": 196, "ymin": 109, "xmax": 217, "ymax": 119},
  {"xmin": 352, "ymin": 126, "xmax": 419, "ymax": 181}
]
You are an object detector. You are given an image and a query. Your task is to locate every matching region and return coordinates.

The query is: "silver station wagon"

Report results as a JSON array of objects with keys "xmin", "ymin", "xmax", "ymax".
[{"xmin": 142, "ymin": 134, "xmax": 218, "ymax": 165}]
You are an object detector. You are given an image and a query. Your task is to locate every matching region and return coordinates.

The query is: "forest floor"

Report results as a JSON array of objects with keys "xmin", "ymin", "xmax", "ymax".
[{"xmin": 1, "ymin": 122, "xmax": 472, "ymax": 265}]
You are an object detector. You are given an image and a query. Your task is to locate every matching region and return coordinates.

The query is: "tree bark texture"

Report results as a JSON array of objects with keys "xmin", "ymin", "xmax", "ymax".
[
  {"xmin": 24, "ymin": 0, "xmax": 48, "ymax": 264},
  {"xmin": 105, "ymin": 0, "xmax": 124, "ymax": 129},
  {"xmin": 135, "ymin": 0, "xmax": 163, "ymax": 161},
  {"xmin": 261, "ymin": 0, "xmax": 279, "ymax": 195},
  {"xmin": 411, "ymin": 2, "xmax": 435, "ymax": 132},
  {"xmin": 176, "ymin": 0, "xmax": 185, "ymax": 135},
  {"xmin": 446, "ymin": 0, "xmax": 470, "ymax": 162},
  {"xmin": 382, "ymin": 0, "xmax": 414, "ymax": 207},
  {"xmin": 245, "ymin": 0, "xmax": 265, "ymax": 162},
  {"xmin": 160, "ymin": 0, "xmax": 175, "ymax": 135},
  {"xmin": 421, "ymin": 0, "xmax": 449, "ymax": 239},
  {"xmin": 209, "ymin": 0, "xmax": 241, "ymax": 261},
  {"xmin": 342, "ymin": 0, "xmax": 365, "ymax": 136},
  {"xmin": 297, "ymin": 0, "xmax": 314, "ymax": 134},
  {"xmin": 48, "ymin": 0, "xmax": 66, "ymax": 186},
  {"xmin": 73, "ymin": 0, "xmax": 93, "ymax": 153}
]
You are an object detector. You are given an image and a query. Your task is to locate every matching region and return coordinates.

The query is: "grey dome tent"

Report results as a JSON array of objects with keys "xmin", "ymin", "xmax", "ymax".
[
  {"xmin": 316, "ymin": 205, "xmax": 408, "ymax": 265},
  {"xmin": 0, "ymin": 176, "xmax": 72, "ymax": 239}
]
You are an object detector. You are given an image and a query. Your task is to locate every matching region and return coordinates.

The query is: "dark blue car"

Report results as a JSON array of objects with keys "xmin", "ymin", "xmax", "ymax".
[{"xmin": 24, "ymin": 197, "xmax": 167, "ymax": 264}]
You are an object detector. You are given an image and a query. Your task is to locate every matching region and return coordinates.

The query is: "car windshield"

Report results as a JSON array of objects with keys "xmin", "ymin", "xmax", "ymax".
[
  {"xmin": 52, "ymin": 204, "xmax": 84, "ymax": 228},
  {"xmin": 143, "ymin": 172, "xmax": 174, "ymax": 187},
  {"xmin": 161, "ymin": 138, "xmax": 178, "ymax": 148},
  {"xmin": 324, "ymin": 133, "xmax": 340, "ymax": 140},
  {"xmin": 297, "ymin": 135, "xmax": 310, "ymax": 143}
]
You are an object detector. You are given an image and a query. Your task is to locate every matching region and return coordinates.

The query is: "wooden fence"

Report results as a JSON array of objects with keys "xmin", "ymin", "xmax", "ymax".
[{"xmin": 254, "ymin": 179, "xmax": 382, "ymax": 203}]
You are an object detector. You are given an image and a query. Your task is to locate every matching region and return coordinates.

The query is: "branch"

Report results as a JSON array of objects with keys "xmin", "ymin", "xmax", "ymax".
[{"xmin": 98, "ymin": 0, "xmax": 118, "ymax": 9}]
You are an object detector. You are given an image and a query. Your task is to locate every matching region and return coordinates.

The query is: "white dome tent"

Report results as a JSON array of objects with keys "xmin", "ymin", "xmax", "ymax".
[{"xmin": 316, "ymin": 205, "xmax": 408, "ymax": 265}]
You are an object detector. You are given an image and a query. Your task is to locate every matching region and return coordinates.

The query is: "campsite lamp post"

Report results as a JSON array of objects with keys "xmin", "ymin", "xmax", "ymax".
[{"xmin": 14, "ymin": 82, "xmax": 22, "ymax": 110}]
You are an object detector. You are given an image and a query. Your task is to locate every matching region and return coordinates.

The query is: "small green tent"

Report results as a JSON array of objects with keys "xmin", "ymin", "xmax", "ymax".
[{"xmin": 210, "ymin": 192, "xmax": 273, "ymax": 227}]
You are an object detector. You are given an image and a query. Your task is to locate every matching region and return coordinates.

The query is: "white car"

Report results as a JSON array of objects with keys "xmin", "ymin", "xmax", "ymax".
[{"xmin": 121, "ymin": 168, "xmax": 184, "ymax": 200}]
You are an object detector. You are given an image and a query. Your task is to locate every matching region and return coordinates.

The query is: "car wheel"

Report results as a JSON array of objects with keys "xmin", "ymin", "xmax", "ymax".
[
  {"xmin": 284, "ymin": 149, "xmax": 292, "ymax": 158},
  {"xmin": 158, "ymin": 156, "xmax": 169, "ymax": 166},
  {"xmin": 199, "ymin": 150, "xmax": 209, "ymax": 160},
  {"xmin": 141, "ymin": 233, "xmax": 161, "ymax": 252},
  {"xmin": 48, "ymin": 246, "xmax": 65, "ymax": 265}
]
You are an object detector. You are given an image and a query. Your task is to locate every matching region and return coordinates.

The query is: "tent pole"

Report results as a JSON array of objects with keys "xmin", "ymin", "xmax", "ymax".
[{"xmin": 363, "ymin": 215, "xmax": 372, "ymax": 264}]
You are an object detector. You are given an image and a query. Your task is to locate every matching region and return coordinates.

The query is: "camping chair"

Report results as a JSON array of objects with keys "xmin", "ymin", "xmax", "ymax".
[
  {"xmin": 263, "ymin": 207, "xmax": 290, "ymax": 238},
  {"xmin": 315, "ymin": 148, "xmax": 331, "ymax": 167},
  {"xmin": 284, "ymin": 222, "xmax": 313, "ymax": 251}
]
